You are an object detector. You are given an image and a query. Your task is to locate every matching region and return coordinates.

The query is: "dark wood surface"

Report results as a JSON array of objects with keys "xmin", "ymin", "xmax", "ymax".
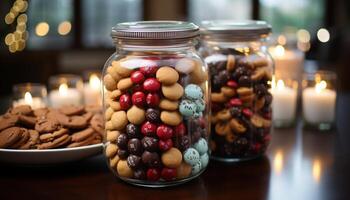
[{"xmin": 0, "ymin": 94, "xmax": 350, "ymax": 200}]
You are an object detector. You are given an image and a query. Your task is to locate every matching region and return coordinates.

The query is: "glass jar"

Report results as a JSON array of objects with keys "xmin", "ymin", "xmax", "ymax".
[
  {"xmin": 102, "ymin": 21, "xmax": 209, "ymax": 187},
  {"xmin": 200, "ymin": 20, "xmax": 273, "ymax": 162}
]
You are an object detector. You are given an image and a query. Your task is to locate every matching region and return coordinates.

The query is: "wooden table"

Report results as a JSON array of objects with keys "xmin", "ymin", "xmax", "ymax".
[{"xmin": 1, "ymin": 93, "xmax": 350, "ymax": 200}]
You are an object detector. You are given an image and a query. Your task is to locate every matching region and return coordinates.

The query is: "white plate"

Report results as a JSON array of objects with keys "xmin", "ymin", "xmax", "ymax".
[{"xmin": 0, "ymin": 143, "xmax": 104, "ymax": 165}]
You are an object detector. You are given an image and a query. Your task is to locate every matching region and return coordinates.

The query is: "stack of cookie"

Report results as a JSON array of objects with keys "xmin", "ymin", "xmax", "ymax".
[{"xmin": 0, "ymin": 105, "xmax": 103, "ymax": 149}]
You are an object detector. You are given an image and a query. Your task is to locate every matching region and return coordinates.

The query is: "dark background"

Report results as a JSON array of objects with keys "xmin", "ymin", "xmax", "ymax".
[{"xmin": 0, "ymin": 0, "xmax": 349, "ymax": 95}]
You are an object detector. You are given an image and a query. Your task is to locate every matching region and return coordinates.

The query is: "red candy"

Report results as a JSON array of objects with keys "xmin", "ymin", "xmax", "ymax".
[
  {"xmin": 156, "ymin": 125, "xmax": 174, "ymax": 140},
  {"xmin": 141, "ymin": 121, "xmax": 157, "ymax": 136},
  {"xmin": 119, "ymin": 94, "xmax": 132, "ymax": 110},
  {"xmin": 130, "ymin": 71, "xmax": 145, "ymax": 84},
  {"xmin": 227, "ymin": 80, "xmax": 238, "ymax": 88},
  {"xmin": 132, "ymin": 91, "xmax": 146, "ymax": 107},
  {"xmin": 140, "ymin": 66, "xmax": 158, "ymax": 76},
  {"xmin": 147, "ymin": 168, "xmax": 161, "ymax": 181},
  {"xmin": 161, "ymin": 168, "xmax": 176, "ymax": 181},
  {"xmin": 159, "ymin": 139, "xmax": 173, "ymax": 151},
  {"xmin": 229, "ymin": 98, "xmax": 243, "ymax": 107},
  {"xmin": 174, "ymin": 123, "xmax": 186, "ymax": 136},
  {"xmin": 146, "ymin": 93, "xmax": 160, "ymax": 107},
  {"xmin": 242, "ymin": 108, "xmax": 253, "ymax": 118},
  {"xmin": 143, "ymin": 78, "xmax": 160, "ymax": 92}
]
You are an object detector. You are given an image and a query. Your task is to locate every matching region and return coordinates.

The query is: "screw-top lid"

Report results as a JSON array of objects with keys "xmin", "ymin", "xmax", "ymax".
[
  {"xmin": 111, "ymin": 21, "xmax": 199, "ymax": 40},
  {"xmin": 201, "ymin": 20, "xmax": 272, "ymax": 41}
]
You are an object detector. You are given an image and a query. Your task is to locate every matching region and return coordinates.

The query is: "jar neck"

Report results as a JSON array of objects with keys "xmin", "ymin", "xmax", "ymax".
[{"xmin": 115, "ymin": 38, "xmax": 197, "ymax": 52}]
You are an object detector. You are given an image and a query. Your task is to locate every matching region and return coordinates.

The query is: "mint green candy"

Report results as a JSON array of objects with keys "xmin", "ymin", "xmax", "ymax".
[
  {"xmin": 194, "ymin": 138, "xmax": 208, "ymax": 155},
  {"xmin": 191, "ymin": 161, "xmax": 202, "ymax": 175},
  {"xmin": 185, "ymin": 84, "xmax": 203, "ymax": 100},
  {"xmin": 183, "ymin": 147, "xmax": 200, "ymax": 166},
  {"xmin": 200, "ymin": 153, "xmax": 209, "ymax": 168},
  {"xmin": 179, "ymin": 99, "xmax": 196, "ymax": 117},
  {"xmin": 195, "ymin": 99, "xmax": 205, "ymax": 112}
]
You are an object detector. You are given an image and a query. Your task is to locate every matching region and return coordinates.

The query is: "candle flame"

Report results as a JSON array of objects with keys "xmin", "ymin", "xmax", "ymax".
[
  {"xmin": 24, "ymin": 92, "xmax": 33, "ymax": 106},
  {"xmin": 277, "ymin": 80, "xmax": 285, "ymax": 90},
  {"xmin": 89, "ymin": 74, "xmax": 101, "ymax": 90},
  {"xmin": 59, "ymin": 83, "xmax": 68, "ymax": 96},
  {"xmin": 315, "ymin": 80, "xmax": 327, "ymax": 93},
  {"xmin": 273, "ymin": 150, "xmax": 284, "ymax": 175},
  {"xmin": 312, "ymin": 159, "xmax": 322, "ymax": 183},
  {"xmin": 274, "ymin": 45, "xmax": 285, "ymax": 57}
]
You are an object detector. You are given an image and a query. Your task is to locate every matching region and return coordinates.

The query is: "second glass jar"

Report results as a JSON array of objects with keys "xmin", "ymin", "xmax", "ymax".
[
  {"xmin": 200, "ymin": 20, "xmax": 273, "ymax": 162},
  {"xmin": 102, "ymin": 21, "xmax": 209, "ymax": 187}
]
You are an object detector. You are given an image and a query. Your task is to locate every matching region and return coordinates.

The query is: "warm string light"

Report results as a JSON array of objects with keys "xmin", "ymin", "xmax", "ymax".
[{"xmin": 4, "ymin": 0, "xmax": 28, "ymax": 53}]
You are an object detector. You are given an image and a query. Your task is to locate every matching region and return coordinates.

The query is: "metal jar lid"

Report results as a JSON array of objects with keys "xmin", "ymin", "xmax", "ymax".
[
  {"xmin": 111, "ymin": 21, "xmax": 199, "ymax": 40},
  {"xmin": 200, "ymin": 20, "xmax": 272, "ymax": 41}
]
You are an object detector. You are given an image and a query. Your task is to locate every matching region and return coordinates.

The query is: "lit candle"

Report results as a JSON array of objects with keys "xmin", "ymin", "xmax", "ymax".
[
  {"xmin": 13, "ymin": 92, "xmax": 46, "ymax": 109},
  {"xmin": 270, "ymin": 78, "xmax": 297, "ymax": 126},
  {"xmin": 83, "ymin": 74, "xmax": 102, "ymax": 106},
  {"xmin": 302, "ymin": 80, "xmax": 336, "ymax": 124},
  {"xmin": 269, "ymin": 45, "xmax": 304, "ymax": 82},
  {"xmin": 49, "ymin": 83, "xmax": 82, "ymax": 108}
]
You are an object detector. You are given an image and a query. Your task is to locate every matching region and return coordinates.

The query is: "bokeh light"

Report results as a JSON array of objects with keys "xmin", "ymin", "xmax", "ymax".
[
  {"xmin": 317, "ymin": 28, "xmax": 330, "ymax": 43},
  {"xmin": 35, "ymin": 22, "xmax": 50, "ymax": 37}
]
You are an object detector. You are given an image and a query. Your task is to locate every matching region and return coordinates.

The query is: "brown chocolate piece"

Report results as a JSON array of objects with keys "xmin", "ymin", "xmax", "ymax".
[{"xmin": 0, "ymin": 127, "xmax": 22, "ymax": 148}]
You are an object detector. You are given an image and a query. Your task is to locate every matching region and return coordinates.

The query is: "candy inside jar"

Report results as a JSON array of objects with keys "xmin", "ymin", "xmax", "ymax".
[
  {"xmin": 200, "ymin": 20, "xmax": 273, "ymax": 162},
  {"xmin": 102, "ymin": 21, "xmax": 209, "ymax": 187}
]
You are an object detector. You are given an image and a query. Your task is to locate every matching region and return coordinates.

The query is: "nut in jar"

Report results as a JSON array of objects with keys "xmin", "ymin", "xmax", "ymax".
[{"xmin": 103, "ymin": 21, "xmax": 209, "ymax": 187}]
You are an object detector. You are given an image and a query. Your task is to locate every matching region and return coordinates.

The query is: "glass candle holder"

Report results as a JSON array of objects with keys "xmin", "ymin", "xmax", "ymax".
[
  {"xmin": 48, "ymin": 74, "xmax": 83, "ymax": 108},
  {"xmin": 12, "ymin": 83, "xmax": 48, "ymax": 109},
  {"xmin": 82, "ymin": 70, "xmax": 102, "ymax": 106},
  {"xmin": 270, "ymin": 76, "xmax": 298, "ymax": 128},
  {"xmin": 302, "ymin": 70, "xmax": 337, "ymax": 131}
]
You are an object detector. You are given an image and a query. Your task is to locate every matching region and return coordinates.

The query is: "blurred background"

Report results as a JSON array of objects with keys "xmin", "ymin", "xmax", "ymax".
[{"xmin": 0, "ymin": 0, "xmax": 349, "ymax": 95}]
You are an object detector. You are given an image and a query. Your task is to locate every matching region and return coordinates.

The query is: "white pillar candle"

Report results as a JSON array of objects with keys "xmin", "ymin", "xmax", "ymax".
[
  {"xmin": 13, "ymin": 92, "xmax": 46, "ymax": 109},
  {"xmin": 270, "ymin": 79, "xmax": 297, "ymax": 123},
  {"xmin": 269, "ymin": 45, "xmax": 304, "ymax": 82},
  {"xmin": 49, "ymin": 83, "xmax": 82, "ymax": 108},
  {"xmin": 302, "ymin": 81, "xmax": 336, "ymax": 124},
  {"xmin": 83, "ymin": 74, "xmax": 102, "ymax": 106}
]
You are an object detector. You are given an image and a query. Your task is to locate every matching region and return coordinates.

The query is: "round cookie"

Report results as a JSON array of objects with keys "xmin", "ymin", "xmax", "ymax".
[
  {"xmin": 20, "ymin": 129, "xmax": 39, "ymax": 149},
  {"xmin": 159, "ymin": 99, "xmax": 179, "ymax": 111},
  {"xmin": 33, "ymin": 108, "xmax": 49, "ymax": 118},
  {"xmin": 9, "ymin": 105, "xmax": 32, "ymax": 115},
  {"xmin": 0, "ymin": 114, "xmax": 19, "ymax": 131},
  {"xmin": 111, "ymin": 111, "xmax": 128, "ymax": 130},
  {"xmin": 156, "ymin": 66, "xmax": 179, "ymax": 85},
  {"xmin": 59, "ymin": 105, "xmax": 85, "ymax": 116},
  {"xmin": 37, "ymin": 134, "xmax": 71, "ymax": 149},
  {"xmin": 160, "ymin": 111, "xmax": 182, "ymax": 126},
  {"xmin": 90, "ymin": 114, "xmax": 104, "ymax": 135},
  {"xmin": 35, "ymin": 118, "xmax": 61, "ymax": 133},
  {"xmin": 117, "ymin": 160, "xmax": 133, "ymax": 178},
  {"xmin": 39, "ymin": 128, "xmax": 69, "ymax": 142},
  {"xmin": 10, "ymin": 128, "xmax": 30, "ymax": 149},
  {"xmin": 0, "ymin": 127, "xmax": 22, "ymax": 148},
  {"xmin": 64, "ymin": 116, "xmax": 88, "ymax": 129},
  {"xmin": 71, "ymin": 127, "xmax": 95, "ymax": 142},
  {"xmin": 161, "ymin": 147, "xmax": 182, "ymax": 168},
  {"xmin": 126, "ymin": 106, "xmax": 145, "ymax": 125},
  {"xmin": 18, "ymin": 115, "xmax": 36, "ymax": 128},
  {"xmin": 161, "ymin": 83, "xmax": 184, "ymax": 100}
]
